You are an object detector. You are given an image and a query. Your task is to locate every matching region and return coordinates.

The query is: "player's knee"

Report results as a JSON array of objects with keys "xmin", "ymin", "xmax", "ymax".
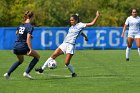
[
  {"xmin": 19, "ymin": 59, "xmax": 24, "ymax": 63},
  {"xmin": 37, "ymin": 55, "xmax": 40, "ymax": 59},
  {"xmin": 137, "ymin": 46, "xmax": 140, "ymax": 48},
  {"xmin": 127, "ymin": 45, "xmax": 132, "ymax": 48}
]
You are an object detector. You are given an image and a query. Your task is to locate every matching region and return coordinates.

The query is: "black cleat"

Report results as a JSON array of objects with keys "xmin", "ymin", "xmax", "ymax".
[
  {"xmin": 126, "ymin": 58, "xmax": 129, "ymax": 61},
  {"xmin": 35, "ymin": 67, "xmax": 44, "ymax": 74},
  {"xmin": 72, "ymin": 73, "xmax": 77, "ymax": 77}
]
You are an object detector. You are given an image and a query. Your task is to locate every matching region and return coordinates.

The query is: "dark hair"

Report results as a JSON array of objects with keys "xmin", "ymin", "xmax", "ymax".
[
  {"xmin": 24, "ymin": 11, "xmax": 34, "ymax": 21},
  {"xmin": 71, "ymin": 14, "xmax": 80, "ymax": 23},
  {"xmin": 131, "ymin": 8, "xmax": 138, "ymax": 13}
]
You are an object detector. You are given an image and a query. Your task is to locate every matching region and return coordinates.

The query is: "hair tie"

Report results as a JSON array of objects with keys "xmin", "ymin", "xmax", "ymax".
[{"xmin": 75, "ymin": 13, "xmax": 79, "ymax": 16}]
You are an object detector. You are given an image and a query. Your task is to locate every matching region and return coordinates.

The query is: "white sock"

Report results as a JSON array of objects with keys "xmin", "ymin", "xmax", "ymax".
[
  {"xmin": 42, "ymin": 57, "xmax": 53, "ymax": 70},
  {"xmin": 138, "ymin": 48, "xmax": 140, "ymax": 56},
  {"xmin": 126, "ymin": 47, "xmax": 131, "ymax": 59},
  {"xmin": 67, "ymin": 64, "xmax": 75, "ymax": 74}
]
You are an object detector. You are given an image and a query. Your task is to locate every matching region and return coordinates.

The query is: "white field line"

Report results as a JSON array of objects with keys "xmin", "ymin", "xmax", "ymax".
[
  {"xmin": 48, "ymin": 74, "xmax": 71, "ymax": 78},
  {"xmin": 47, "ymin": 74, "xmax": 132, "ymax": 79}
]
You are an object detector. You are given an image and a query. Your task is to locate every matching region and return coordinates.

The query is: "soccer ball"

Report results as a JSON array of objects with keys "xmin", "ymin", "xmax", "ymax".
[{"xmin": 48, "ymin": 60, "xmax": 57, "ymax": 69}]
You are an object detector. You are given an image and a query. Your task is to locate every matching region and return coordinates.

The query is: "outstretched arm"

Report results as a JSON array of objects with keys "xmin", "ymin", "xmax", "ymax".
[
  {"xmin": 81, "ymin": 32, "xmax": 88, "ymax": 41},
  {"xmin": 86, "ymin": 11, "xmax": 100, "ymax": 27}
]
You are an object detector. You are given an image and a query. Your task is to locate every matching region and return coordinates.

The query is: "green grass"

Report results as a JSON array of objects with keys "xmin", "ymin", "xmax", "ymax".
[{"xmin": 1, "ymin": 50, "xmax": 140, "ymax": 93}]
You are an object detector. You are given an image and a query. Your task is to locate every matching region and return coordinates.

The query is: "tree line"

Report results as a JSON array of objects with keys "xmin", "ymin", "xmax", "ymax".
[{"xmin": 0, "ymin": 0, "xmax": 140, "ymax": 27}]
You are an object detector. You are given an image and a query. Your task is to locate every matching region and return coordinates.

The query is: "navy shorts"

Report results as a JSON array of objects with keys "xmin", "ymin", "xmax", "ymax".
[{"xmin": 13, "ymin": 42, "xmax": 30, "ymax": 55}]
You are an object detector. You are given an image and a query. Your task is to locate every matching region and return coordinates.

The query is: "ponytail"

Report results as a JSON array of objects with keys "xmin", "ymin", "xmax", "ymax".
[{"xmin": 23, "ymin": 11, "xmax": 34, "ymax": 21}]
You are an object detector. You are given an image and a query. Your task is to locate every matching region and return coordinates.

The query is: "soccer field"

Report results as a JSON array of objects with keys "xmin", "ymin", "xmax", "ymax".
[{"xmin": 0, "ymin": 50, "xmax": 140, "ymax": 93}]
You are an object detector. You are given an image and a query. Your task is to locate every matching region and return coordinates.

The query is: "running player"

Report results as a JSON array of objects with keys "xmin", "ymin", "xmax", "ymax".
[
  {"xmin": 4, "ymin": 11, "xmax": 40, "ymax": 79},
  {"xmin": 35, "ymin": 11, "xmax": 100, "ymax": 77},
  {"xmin": 121, "ymin": 8, "xmax": 140, "ymax": 61}
]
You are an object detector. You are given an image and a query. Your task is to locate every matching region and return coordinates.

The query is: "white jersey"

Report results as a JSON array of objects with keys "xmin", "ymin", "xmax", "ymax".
[
  {"xmin": 125, "ymin": 16, "xmax": 140, "ymax": 34},
  {"xmin": 63, "ymin": 22, "xmax": 86, "ymax": 44}
]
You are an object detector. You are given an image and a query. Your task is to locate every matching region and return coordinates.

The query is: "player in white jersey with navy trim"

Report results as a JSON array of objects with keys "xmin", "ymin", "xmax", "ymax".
[
  {"xmin": 35, "ymin": 11, "xmax": 100, "ymax": 77},
  {"xmin": 121, "ymin": 8, "xmax": 140, "ymax": 61}
]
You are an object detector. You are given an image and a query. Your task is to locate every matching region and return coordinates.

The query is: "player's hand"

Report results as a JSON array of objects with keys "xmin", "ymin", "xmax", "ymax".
[
  {"xmin": 27, "ymin": 49, "xmax": 33, "ymax": 56},
  {"xmin": 96, "ymin": 11, "xmax": 100, "ymax": 17}
]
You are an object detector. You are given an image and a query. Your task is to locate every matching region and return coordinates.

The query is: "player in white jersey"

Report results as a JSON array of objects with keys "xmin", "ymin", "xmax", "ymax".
[
  {"xmin": 121, "ymin": 8, "xmax": 140, "ymax": 61},
  {"xmin": 35, "ymin": 11, "xmax": 100, "ymax": 77}
]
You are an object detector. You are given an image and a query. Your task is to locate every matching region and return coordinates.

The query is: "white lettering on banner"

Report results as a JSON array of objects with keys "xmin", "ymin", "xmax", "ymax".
[
  {"xmin": 109, "ymin": 30, "xmax": 120, "ymax": 46},
  {"xmin": 41, "ymin": 30, "xmax": 52, "ymax": 47},
  {"xmin": 40, "ymin": 28, "xmax": 128, "ymax": 49},
  {"xmin": 56, "ymin": 31, "xmax": 67, "ymax": 46},
  {"xmin": 96, "ymin": 30, "xmax": 106, "ymax": 47},
  {"xmin": 83, "ymin": 30, "xmax": 94, "ymax": 47},
  {"xmin": 76, "ymin": 43, "xmax": 80, "ymax": 47}
]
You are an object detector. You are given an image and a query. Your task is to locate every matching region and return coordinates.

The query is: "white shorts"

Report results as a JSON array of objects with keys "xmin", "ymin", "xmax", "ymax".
[
  {"xmin": 59, "ymin": 43, "xmax": 75, "ymax": 54},
  {"xmin": 128, "ymin": 32, "xmax": 140, "ymax": 38}
]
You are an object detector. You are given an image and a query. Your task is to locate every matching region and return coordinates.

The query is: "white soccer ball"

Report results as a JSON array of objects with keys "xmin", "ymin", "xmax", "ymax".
[{"xmin": 48, "ymin": 60, "xmax": 57, "ymax": 69}]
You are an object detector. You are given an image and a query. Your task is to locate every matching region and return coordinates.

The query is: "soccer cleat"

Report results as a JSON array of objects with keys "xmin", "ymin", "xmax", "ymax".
[
  {"xmin": 4, "ymin": 73, "xmax": 10, "ymax": 79},
  {"xmin": 23, "ymin": 72, "xmax": 33, "ymax": 79},
  {"xmin": 72, "ymin": 73, "xmax": 77, "ymax": 77},
  {"xmin": 126, "ymin": 58, "xmax": 129, "ymax": 61},
  {"xmin": 35, "ymin": 67, "xmax": 44, "ymax": 74}
]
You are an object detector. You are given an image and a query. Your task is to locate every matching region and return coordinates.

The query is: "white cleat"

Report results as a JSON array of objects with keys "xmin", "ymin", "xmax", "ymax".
[
  {"xmin": 23, "ymin": 72, "xmax": 33, "ymax": 80},
  {"xmin": 4, "ymin": 73, "xmax": 10, "ymax": 80}
]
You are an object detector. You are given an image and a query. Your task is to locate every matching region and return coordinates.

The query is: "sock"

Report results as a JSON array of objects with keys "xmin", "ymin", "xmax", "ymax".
[
  {"xmin": 138, "ymin": 48, "xmax": 140, "ymax": 56},
  {"xmin": 126, "ymin": 47, "xmax": 131, "ymax": 59},
  {"xmin": 42, "ymin": 57, "xmax": 53, "ymax": 70},
  {"xmin": 7, "ymin": 61, "xmax": 21, "ymax": 76},
  {"xmin": 66, "ymin": 64, "xmax": 75, "ymax": 74},
  {"xmin": 26, "ymin": 58, "xmax": 39, "ymax": 74}
]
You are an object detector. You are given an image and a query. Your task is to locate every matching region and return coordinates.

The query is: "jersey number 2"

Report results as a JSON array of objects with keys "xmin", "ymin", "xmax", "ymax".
[{"xmin": 19, "ymin": 27, "xmax": 25, "ymax": 34}]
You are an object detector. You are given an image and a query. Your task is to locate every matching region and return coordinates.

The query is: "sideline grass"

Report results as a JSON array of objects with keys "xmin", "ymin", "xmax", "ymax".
[{"xmin": 0, "ymin": 50, "xmax": 140, "ymax": 93}]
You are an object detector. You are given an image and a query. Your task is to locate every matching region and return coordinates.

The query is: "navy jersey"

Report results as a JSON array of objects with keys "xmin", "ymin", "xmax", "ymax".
[
  {"xmin": 16, "ymin": 23, "xmax": 34, "ymax": 42},
  {"xmin": 13, "ymin": 23, "xmax": 34, "ymax": 55}
]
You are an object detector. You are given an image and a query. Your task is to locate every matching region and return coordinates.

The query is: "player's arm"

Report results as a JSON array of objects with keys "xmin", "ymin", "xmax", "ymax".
[
  {"xmin": 86, "ymin": 11, "xmax": 100, "ymax": 27},
  {"xmin": 81, "ymin": 32, "xmax": 88, "ymax": 41},
  {"xmin": 121, "ymin": 24, "xmax": 127, "ymax": 38},
  {"xmin": 16, "ymin": 30, "xmax": 19, "ymax": 34},
  {"xmin": 26, "ymin": 33, "xmax": 32, "ymax": 55}
]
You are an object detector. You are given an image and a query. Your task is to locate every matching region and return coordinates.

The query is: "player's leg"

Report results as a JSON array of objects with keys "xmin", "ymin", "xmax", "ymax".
[
  {"xmin": 4, "ymin": 55, "xmax": 24, "ymax": 79},
  {"xmin": 35, "ymin": 48, "xmax": 63, "ymax": 73},
  {"xmin": 135, "ymin": 38, "xmax": 140, "ymax": 56},
  {"xmin": 42, "ymin": 48, "xmax": 63, "ymax": 69},
  {"xmin": 64, "ymin": 43, "xmax": 76, "ymax": 77},
  {"xmin": 126, "ymin": 37, "xmax": 134, "ymax": 61},
  {"xmin": 23, "ymin": 50, "xmax": 40, "ymax": 79},
  {"xmin": 65, "ymin": 54, "xmax": 77, "ymax": 77}
]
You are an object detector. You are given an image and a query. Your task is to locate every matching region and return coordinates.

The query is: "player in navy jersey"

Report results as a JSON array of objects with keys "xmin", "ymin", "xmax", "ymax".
[
  {"xmin": 121, "ymin": 8, "xmax": 140, "ymax": 61},
  {"xmin": 35, "ymin": 11, "xmax": 100, "ymax": 77},
  {"xmin": 4, "ymin": 11, "xmax": 40, "ymax": 79}
]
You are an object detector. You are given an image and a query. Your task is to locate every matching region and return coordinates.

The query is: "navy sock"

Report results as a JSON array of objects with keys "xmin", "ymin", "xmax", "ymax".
[
  {"xmin": 26, "ymin": 58, "xmax": 39, "ymax": 74},
  {"xmin": 7, "ymin": 61, "xmax": 21, "ymax": 76}
]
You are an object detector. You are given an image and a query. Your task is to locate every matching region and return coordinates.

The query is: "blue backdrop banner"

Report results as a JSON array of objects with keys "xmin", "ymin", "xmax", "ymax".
[{"xmin": 0, "ymin": 27, "xmax": 136, "ymax": 50}]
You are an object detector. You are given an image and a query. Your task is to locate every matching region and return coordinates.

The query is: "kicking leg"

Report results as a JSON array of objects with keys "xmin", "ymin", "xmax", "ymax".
[{"xmin": 35, "ymin": 48, "xmax": 63, "ymax": 73}]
